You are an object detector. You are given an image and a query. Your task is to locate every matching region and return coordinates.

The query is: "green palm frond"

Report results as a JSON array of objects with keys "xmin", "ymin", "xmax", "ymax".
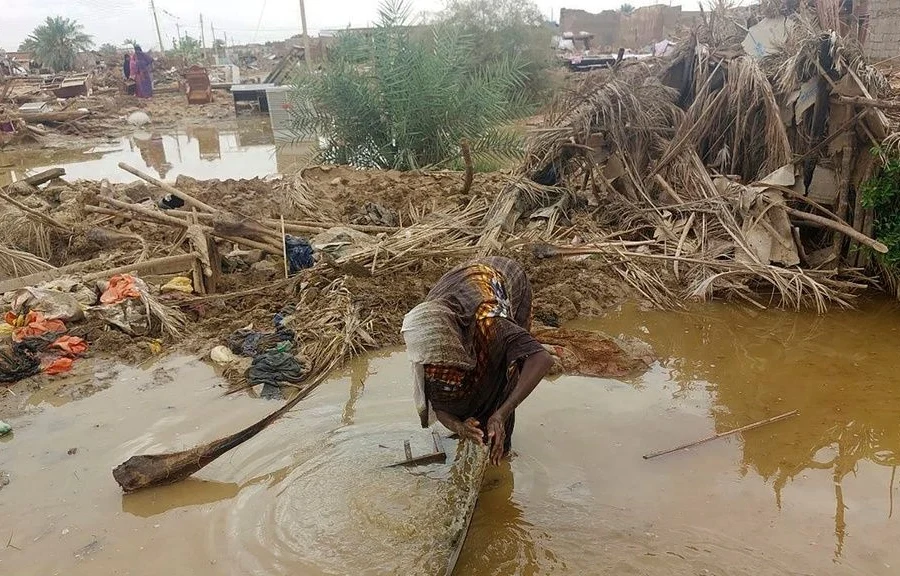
[
  {"xmin": 20, "ymin": 16, "xmax": 94, "ymax": 72},
  {"xmin": 287, "ymin": 0, "xmax": 529, "ymax": 171}
]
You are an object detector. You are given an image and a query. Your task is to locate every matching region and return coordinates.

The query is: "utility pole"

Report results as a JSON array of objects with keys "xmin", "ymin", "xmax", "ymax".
[
  {"xmin": 211, "ymin": 22, "xmax": 217, "ymax": 62},
  {"xmin": 298, "ymin": 0, "xmax": 313, "ymax": 71},
  {"xmin": 176, "ymin": 22, "xmax": 181, "ymax": 45},
  {"xmin": 149, "ymin": 0, "xmax": 165, "ymax": 53},
  {"xmin": 200, "ymin": 14, "xmax": 206, "ymax": 48}
]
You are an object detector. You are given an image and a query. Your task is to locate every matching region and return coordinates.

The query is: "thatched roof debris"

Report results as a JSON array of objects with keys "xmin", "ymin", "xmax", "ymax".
[{"xmin": 482, "ymin": 1, "xmax": 899, "ymax": 311}]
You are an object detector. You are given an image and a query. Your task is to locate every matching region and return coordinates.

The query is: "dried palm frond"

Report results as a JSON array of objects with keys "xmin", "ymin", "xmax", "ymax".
[
  {"xmin": 275, "ymin": 170, "xmax": 320, "ymax": 218},
  {"xmin": 814, "ymin": 0, "xmax": 840, "ymax": 33},
  {"xmin": 0, "ymin": 210, "xmax": 52, "ymax": 259},
  {"xmin": 133, "ymin": 282, "xmax": 187, "ymax": 338},
  {"xmin": 0, "ymin": 245, "xmax": 55, "ymax": 279},
  {"xmin": 679, "ymin": 54, "xmax": 791, "ymax": 181}
]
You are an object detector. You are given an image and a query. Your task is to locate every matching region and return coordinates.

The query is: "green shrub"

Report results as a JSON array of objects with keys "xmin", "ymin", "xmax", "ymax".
[
  {"xmin": 861, "ymin": 151, "xmax": 900, "ymax": 266},
  {"xmin": 288, "ymin": 0, "xmax": 529, "ymax": 171}
]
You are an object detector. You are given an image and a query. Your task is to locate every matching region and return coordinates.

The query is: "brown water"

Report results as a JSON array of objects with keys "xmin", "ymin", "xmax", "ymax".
[
  {"xmin": 0, "ymin": 120, "xmax": 311, "ymax": 186},
  {"xmin": 3, "ymin": 302, "xmax": 900, "ymax": 575}
]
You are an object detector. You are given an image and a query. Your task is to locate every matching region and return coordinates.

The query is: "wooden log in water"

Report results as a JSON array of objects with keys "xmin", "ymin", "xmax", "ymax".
[{"xmin": 112, "ymin": 368, "xmax": 331, "ymax": 492}]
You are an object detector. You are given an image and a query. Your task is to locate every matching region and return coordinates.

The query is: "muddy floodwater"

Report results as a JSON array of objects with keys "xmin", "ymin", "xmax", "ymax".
[
  {"xmin": 0, "ymin": 120, "xmax": 311, "ymax": 186},
  {"xmin": 3, "ymin": 301, "xmax": 900, "ymax": 575}
]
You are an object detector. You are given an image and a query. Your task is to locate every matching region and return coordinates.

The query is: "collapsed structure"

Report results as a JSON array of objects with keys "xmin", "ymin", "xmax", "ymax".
[{"xmin": 496, "ymin": 1, "xmax": 898, "ymax": 311}]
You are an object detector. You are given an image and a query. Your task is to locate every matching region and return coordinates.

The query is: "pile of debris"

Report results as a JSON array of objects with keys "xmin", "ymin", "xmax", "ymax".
[{"xmin": 485, "ymin": 1, "xmax": 897, "ymax": 311}]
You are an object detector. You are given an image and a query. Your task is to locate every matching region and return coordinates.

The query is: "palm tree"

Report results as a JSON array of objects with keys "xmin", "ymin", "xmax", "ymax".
[
  {"xmin": 19, "ymin": 16, "xmax": 94, "ymax": 72},
  {"xmin": 620, "ymin": 3, "xmax": 635, "ymax": 14}
]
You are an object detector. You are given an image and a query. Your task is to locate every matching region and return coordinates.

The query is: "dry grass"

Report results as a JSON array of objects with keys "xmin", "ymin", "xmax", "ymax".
[
  {"xmin": 0, "ymin": 211, "xmax": 52, "ymax": 259},
  {"xmin": 0, "ymin": 245, "xmax": 55, "ymax": 279}
]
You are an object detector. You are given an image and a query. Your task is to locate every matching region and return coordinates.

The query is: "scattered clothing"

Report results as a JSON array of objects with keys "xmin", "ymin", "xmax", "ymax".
[
  {"xmin": 100, "ymin": 274, "xmax": 141, "ymax": 304},
  {"xmin": 43, "ymin": 357, "xmax": 74, "ymax": 375},
  {"xmin": 0, "ymin": 346, "xmax": 41, "ymax": 383},
  {"xmin": 0, "ymin": 420, "xmax": 10, "ymax": 436},
  {"xmin": 247, "ymin": 349, "xmax": 309, "ymax": 400},
  {"xmin": 51, "ymin": 335, "xmax": 88, "ymax": 356},
  {"xmin": 401, "ymin": 257, "xmax": 545, "ymax": 452},
  {"xmin": 285, "ymin": 235, "xmax": 315, "ymax": 274},
  {"xmin": 158, "ymin": 194, "xmax": 185, "ymax": 210},
  {"xmin": 161, "ymin": 276, "xmax": 193, "ymax": 294},
  {"xmin": 227, "ymin": 326, "xmax": 295, "ymax": 357},
  {"xmin": 210, "ymin": 345, "xmax": 238, "ymax": 365},
  {"xmin": 11, "ymin": 287, "xmax": 85, "ymax": 322},
  {"xmin": 11, "ymin": 311, "xmax": 66, "ymax": 343},
  {"xmin": 86, "ymin": 297, "xmax": 151, "ymax": 336}
]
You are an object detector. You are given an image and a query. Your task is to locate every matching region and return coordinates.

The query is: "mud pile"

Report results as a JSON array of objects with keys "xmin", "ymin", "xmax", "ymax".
[{"xmin": 0, "ymin": 165, "xmax": 632, "ymax": 420}]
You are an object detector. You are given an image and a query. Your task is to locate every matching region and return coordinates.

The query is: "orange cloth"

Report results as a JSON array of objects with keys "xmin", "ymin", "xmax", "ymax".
[
  {"xmin": 51, "ymin": 335, "xmax": 88, "ymax": 356},
  {"xmin": 12, "ymin": 311, "xmax": 66, "ymax": 343},
  {"xmin": 100, "ymin": 274, "xmax": 141, "ymax": 304},
  {"xmin": 43, "ymin": 357, "xmax": 74, "ymax": 375}
]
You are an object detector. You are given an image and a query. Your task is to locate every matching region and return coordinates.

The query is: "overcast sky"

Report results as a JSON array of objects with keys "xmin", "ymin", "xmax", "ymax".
[{"xmin": 1, "ymin": 0, "xmax": 704, "ymax": 52}]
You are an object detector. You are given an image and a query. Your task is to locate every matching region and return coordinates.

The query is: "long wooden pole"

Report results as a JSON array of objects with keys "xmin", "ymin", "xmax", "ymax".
[
  {"xmin": 642, "ymin": 410, "xmax": 799, "ymax": 460},
  {"xmin": 149, "ymin": 0, "xmax": 166, "ymax": 53},
  {"xmin": 118, "ymin": 162, "xmax": 218, "ymax": 213},
  {"xmin": 299, "ymin": 0, "xmax": 313, "ymax": 71}
]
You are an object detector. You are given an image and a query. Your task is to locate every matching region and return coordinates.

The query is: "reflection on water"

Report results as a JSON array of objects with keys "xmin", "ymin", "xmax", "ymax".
[
  {"xmin": 0, "ymin": 120, "xmax": 313, "ymax": 186},
  {"xmin": 122, "ymin": 478, "xmax": 241, "ymax": 517},
  {"xmin": 4, "ymin": 306, "xmax": 900, "ymax": 575},
  {"xmin": 580, "ymin": 299, "xmax": 900, "ymax": 562}
]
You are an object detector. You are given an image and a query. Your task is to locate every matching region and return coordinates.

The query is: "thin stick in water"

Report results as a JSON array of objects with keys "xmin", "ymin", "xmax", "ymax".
[{"xmin": 642, "ymin": 410, "xmax": 799, "ymax": 460}]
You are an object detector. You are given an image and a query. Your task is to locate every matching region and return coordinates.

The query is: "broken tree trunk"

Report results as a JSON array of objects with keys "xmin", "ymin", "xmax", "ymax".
[
  {"xmin": 96, "ymin": 197, "xmax": 283, "ymax": 255},
  {"xmin": 82, "ymin": 253, "xmax": 199, "ymax": 281},
  {"xmin": 0, "ymin": 253, "xmax": 198, "ymax": 293},
  {"xmin": 833, "ymin": 145, "xmax": 853, "ymax": 260},
  {"xmin": 112, "ymin": 367, "xmax": 332, "ymax": 492}
]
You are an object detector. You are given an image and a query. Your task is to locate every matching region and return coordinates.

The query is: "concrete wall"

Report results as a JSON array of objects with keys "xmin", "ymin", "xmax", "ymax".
[
  {"xmin": 560, "ymin": 5, "xmax": 701, "ymax": 51},
  {"xmin": 865, "ymin": 0, "xmax": 900, "ymax": 61}
]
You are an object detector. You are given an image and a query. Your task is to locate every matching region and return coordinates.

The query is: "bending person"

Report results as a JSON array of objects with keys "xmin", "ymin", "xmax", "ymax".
[{"xmin": 401, "ymin": 257, "xmax": 552, "ymax": 465}]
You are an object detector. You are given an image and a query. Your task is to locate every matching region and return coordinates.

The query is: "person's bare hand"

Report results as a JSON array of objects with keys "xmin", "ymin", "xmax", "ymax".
[
  {"xmin": 486, "ymin": 412, "xmax": 506, "ymax": 465},
  {"xmin": 458, "ymin": 417, "xmax": 484, "ymax": 445}
]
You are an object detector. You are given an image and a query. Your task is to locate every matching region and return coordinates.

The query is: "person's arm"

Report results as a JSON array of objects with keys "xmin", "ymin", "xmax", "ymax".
[
  {"xmin": 486, "ymin": 350, "xmax": 553, "ymax": 464},
  {"xmin": 435, "ymin": 409, "xmax": 483, "ymax": 444}
]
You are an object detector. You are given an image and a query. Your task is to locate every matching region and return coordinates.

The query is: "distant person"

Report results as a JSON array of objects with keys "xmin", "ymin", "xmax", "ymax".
[
  {"xmin": 130, "ymin": 45, "xmax": 153, "ymax": 99},
  {"xmin": 122, "ymin": 52, "xmax": 130, "ymax": 79}
]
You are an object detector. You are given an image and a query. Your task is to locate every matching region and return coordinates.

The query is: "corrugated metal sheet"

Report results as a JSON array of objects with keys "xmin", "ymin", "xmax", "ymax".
[{"xmin": 266, "ymin": 86, "xmax": 294, "ymax": 142}]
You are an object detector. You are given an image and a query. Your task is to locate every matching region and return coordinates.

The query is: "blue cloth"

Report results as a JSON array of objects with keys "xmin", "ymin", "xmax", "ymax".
[{"xmin": 285, "ymin": 235, "xmax": 314, "ymax": 274}]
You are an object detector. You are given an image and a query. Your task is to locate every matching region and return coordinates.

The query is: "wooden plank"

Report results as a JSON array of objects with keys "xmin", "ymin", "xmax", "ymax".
[
  {"xmin": 82, "ymin": 253, "xmax": 199, "ymax": 281},
  {"xmin": 23, "ymin": 167, "xmax": 65, "ymax": 186},
  {"xmin": 0, "ymin": 253, "xmax": 198, "ymax": 293}
]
